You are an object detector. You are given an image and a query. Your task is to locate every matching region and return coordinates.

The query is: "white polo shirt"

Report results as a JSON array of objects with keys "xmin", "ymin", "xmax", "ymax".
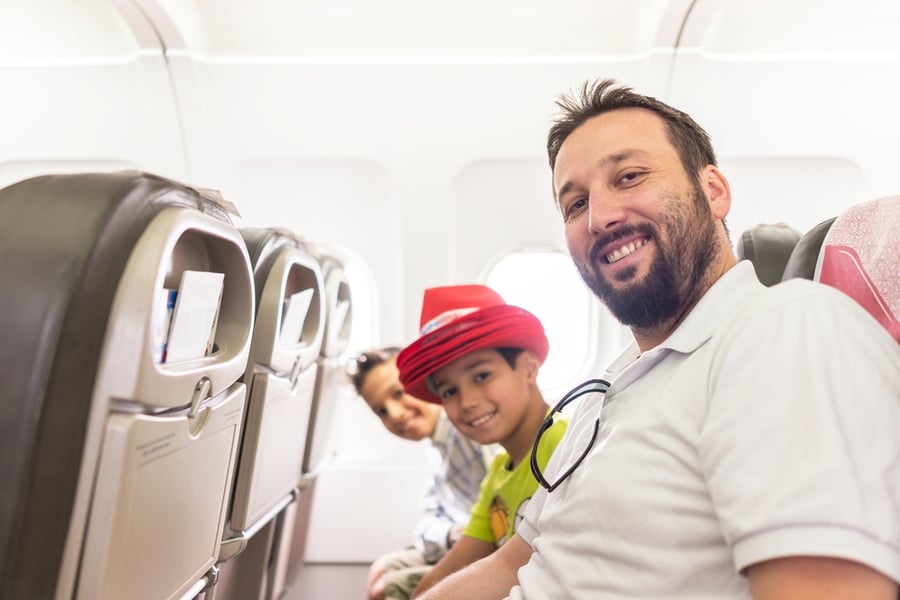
[{"xmin": 512, "ymin": 261, "xmax": 900, "ymax": 599}]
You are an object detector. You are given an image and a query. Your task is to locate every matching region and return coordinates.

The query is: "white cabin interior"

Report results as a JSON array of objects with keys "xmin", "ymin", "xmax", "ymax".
[{"xmin": 1, "ymin": 1, "xmax": 899, "ymax": 598}]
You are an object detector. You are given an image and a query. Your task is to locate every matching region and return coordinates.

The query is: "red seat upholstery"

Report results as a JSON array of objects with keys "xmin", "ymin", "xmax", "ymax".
[{"xmin": 817, "ymin": 196, "xmax": 899, "ymax": 343}]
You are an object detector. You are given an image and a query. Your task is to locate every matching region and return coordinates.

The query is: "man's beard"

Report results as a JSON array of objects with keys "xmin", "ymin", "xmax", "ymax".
[{"xmin": 574, "ymin": 182, "xmax": 720, "ymax": 330}]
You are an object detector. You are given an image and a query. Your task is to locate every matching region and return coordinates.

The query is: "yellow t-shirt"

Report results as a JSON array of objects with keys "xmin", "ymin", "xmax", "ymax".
[{"xmin": 462, "ymin": 418, "xmax": 568, "ymax": 546}]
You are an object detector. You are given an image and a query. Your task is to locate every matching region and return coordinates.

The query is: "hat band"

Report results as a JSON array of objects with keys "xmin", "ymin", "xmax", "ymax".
[{"xmin": 420, "ymin": 307, "xmax": 479, "ymax": 335}]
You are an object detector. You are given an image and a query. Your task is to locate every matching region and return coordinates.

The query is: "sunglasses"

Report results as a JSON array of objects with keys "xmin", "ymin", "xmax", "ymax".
[{"xmin": 530, "ymin": 378, "xmax": 610, "ymax": 493}]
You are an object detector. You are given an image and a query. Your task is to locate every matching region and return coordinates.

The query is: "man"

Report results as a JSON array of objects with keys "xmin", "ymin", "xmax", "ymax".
[{"xmin": 417, "ymin": 79, "xmax": 900, "ymax": 599}]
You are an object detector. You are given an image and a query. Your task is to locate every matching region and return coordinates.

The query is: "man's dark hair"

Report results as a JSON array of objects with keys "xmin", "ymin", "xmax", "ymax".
[{"xmin": 547, "ymin": 79, "xmax": 717, "ymax": 188}]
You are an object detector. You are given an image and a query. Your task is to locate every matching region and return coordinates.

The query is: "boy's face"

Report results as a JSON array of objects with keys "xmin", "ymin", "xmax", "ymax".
[
  {"xmin": 360, "ymin": 359, "xmax": 441, "ymax": 441},
  {"xmin": 430, "ymin": 348, "xmax": 538, "ymax": 448}
]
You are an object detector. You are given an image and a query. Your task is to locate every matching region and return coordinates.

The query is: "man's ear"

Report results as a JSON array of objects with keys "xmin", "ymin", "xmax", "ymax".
[
  {"xmin": 518, "ymin": 351, "xmax": 541, "ymax": 385},
  {"xmin": 702, "ymin": 165, "xmax": 732, "ymax": 220}
]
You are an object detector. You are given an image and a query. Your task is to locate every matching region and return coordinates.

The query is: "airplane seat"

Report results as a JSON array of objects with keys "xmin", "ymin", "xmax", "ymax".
[
  {"xmin": 735, "ymin": 222, "xmax": 803, "ymax": 286},
  {"xmin": 303, "ymin": 253, "xmax": 355, "ymax": 477},
  {"xmin": 782, "ymin": 195, "xmax": 899, "ymax": 342},
  {"xmin": 0, "ymin": 171, "xmax": 254, "ymax": 600},
  {"xmin": 780, "ymin": 217, "xmax": 837, "ymax": 281},
  {"xmin": 815, "ymin": 195, "xmax": 899, "ymax": 342},
  {"xmin": 269, "ymin": 251, "xmax": 356, "ymax": 598},
  {"xmin": 209, "ymin": 227, "xmax": 326, "ymax": 600}
]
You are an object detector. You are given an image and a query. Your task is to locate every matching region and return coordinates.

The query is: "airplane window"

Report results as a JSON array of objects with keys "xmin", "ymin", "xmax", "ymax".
[{"xmin": 483, "ymin": 249, "xmax": 598, "ymax": 394}]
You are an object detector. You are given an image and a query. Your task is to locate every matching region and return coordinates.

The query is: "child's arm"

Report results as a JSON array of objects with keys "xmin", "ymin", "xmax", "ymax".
[
  {"xmin": 414, "ymin": 534, "xmax": 531, "ymax": 600},
  {"xmin": 411, "ymin": 535, "xmax": 495, "ymax": 598},
  {"xmin": 415, "ymin": 423, "xmax": 486, "ymax": 561},
  {"xmin": 413, "ymin": 485, "xmax": 457, "ymax": 562}
]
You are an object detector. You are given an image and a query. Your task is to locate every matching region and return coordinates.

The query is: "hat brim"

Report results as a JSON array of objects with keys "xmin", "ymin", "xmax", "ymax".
[{"xmin": 397, "ymin": 304, "xmax": 549, "ymax": 403}]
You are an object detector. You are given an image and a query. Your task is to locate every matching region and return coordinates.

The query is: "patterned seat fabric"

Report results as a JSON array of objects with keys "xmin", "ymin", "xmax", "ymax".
[{"xmin": 817, "ymin": 196, "xmax": 899, "ymax": 342}]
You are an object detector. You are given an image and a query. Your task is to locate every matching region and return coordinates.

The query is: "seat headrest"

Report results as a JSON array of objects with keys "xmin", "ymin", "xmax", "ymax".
[
  {"xmin": 735, "ymin": 222, "xmax": 803, "ymax": 286},
  {"xmin": 816, "ymin": 196, "xmax": 899, "ymax": 342},
  {"xmin": 781, "ymin": 217, "xmax": 836, "ymax": 281}
]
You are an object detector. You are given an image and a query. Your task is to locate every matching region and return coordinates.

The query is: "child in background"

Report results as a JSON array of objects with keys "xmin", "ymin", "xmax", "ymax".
[
  {"xmin": 395, "ymin": 285, "xmax": 567, "ymax": 597},
  {"xmin": 350, "ymin": 347, "xmax": 490, "ymax": 600}
]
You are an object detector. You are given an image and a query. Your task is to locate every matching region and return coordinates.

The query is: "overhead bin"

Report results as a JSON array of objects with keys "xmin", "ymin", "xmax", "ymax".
[{"xmin": 0, "ymin": 171, "xmax": 253, "ymax": 600}]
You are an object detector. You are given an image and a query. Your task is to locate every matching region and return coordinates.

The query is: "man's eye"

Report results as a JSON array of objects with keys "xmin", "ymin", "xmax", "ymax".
[
  {"xmin": 474, "ymin": 371, "xmax": 490, "ymax": 383},
  {"xmin": 563, "ymin": 198, "xmax": 587, "ymax": 220},
  {"xmin": 440, "ymin": 387, "xmax": 457, "ymax": 400},
  {"xmin": 618, "ymin": 171, "xmax": 643, "ymax": 186}
]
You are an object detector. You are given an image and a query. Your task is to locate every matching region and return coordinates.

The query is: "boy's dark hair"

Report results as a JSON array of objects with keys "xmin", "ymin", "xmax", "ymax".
[
  {"xmin": 495, "ymin": 347, "xmax": 524, "ymax": 369},
  {"xmin": 547, "ymin": 78, "xmax": 717, "ymax": 189},
  {"xmin": 348, "ymin": 346, "xmax": 401, "ymax": 393}
]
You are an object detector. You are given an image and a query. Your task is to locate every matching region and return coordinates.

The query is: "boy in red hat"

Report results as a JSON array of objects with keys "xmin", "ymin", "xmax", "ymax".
[{"xmin": 396, "ymin": 284, "xmax": 567, "ymax": 597}]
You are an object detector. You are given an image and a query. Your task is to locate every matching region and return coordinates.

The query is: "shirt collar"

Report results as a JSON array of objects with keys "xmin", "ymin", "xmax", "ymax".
[
  {"xmin": 660, "ymin": 260, "xmax": 763, "ymax": 354},
  {"xmin": 605, "ymin": 261, "xmax": 763, "ymax": 386}
]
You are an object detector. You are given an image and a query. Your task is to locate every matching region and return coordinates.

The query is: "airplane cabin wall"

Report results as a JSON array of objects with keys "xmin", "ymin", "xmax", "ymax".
[
  {"xmin": 141, "ymin": 0, "xmax": 690, "ymax": 345},
  {"xmin": 669, "ymin": 0, "xmax": 900, "ymax": 240},
  {"xmin": 2, "ymin": 0, "xmax": 900, "ymax": 594},
  {"xmin": 0, "ymin": 0, "xmax": 189, "ymax": 189}
]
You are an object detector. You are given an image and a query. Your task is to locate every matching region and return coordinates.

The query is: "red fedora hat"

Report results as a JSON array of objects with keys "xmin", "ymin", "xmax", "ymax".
[{"xmin": 397, "ymin": 284, "xmax": 549, "ymax": 403}]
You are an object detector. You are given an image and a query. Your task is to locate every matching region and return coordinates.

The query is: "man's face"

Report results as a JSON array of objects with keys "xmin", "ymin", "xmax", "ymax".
[{"xmin": 553, "ymin": 108, "xmax": 721, "ymax": 331}]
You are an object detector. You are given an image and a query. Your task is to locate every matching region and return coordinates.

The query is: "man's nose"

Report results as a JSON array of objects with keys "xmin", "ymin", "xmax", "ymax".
[{"xmin": 588, "ymin": 191, "xmax": 627, "ymax": 234}]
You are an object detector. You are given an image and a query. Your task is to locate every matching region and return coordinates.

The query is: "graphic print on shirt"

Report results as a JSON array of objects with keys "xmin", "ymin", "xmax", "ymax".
[
  {"xmin": 490, "ymin": 494, "xmax": 532, "ymax": 545},
  {"xmin": 489, "ymin": 495, "xmax": 510, "ymax": 544}
]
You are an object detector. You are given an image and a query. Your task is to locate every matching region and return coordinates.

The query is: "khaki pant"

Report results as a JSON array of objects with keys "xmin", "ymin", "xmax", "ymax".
[{"xmin": 378, "ymin": 548, "xmax": 432, "ymax": 600}]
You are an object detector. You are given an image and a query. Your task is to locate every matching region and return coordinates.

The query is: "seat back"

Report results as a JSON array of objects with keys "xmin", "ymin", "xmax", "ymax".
[
  {"xmin": 781, "ymin": 217, "xmax": 837, "ymax": 281},
  {"xmin": 735, "ymin": 222, "xmax": 803, "ymax": 286},
  {"xmin": 0, "ymin": 171, "xmax": 254, "ymax": 600},
  {"xmin": 302, "ymin": 253, "xmax": 355, "ymax": 477},
  {"xmin": 816, "ymin": 196, "xmax": 899, "ymax": 342},
  {"xmin": 268, "ymin": 252, "xmax": 356, "ymax": 597},
  {"xmin": 229, "ymin": 227, "xmax": 325, "ymax": 533},
  {"xmin": 781, "ymin": 195, "xmax": 899, "ymax": 343},
  {"xmin": 208, "ymin": 228, "xmax": 326, "ymax": 600}
]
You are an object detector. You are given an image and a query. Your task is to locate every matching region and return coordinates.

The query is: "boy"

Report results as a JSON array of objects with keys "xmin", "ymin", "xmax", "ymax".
[
  {"xmin": 396, "ymin": 284, "xmax": 567, "ymax": 597},
  {"xmin": 349, "ymin": 347, "xmax": 490, "ymax": 600}
]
